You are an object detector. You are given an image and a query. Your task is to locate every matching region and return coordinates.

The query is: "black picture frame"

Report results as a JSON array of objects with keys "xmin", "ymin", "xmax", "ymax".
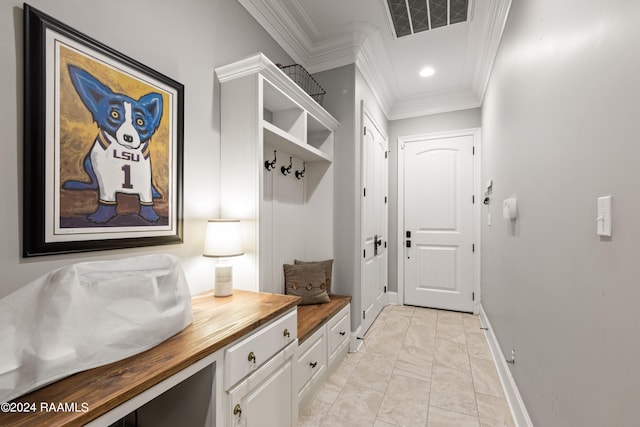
[{"xmin": 23, "ymin": 4, "xmax": 184, "ymax": 257}]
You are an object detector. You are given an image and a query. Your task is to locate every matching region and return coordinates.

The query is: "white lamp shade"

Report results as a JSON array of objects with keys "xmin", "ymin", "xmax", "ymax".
[{"xmin": 203, "ymin": 219, "xmax": 244, "ymax": 257}]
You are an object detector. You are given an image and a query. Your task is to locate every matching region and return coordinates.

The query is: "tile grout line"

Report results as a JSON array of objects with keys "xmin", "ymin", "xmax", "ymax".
[
  {"xmin": 373, "ymin": 307, "xmax": 409, "ymax": 426},
  {"xmin": 424, "ymin": 310, "xmax": 437, "ymax": 427}
]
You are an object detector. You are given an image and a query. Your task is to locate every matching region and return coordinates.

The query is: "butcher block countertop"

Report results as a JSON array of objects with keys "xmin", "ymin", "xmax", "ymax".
[
  {"xmin": 296, "ymin": 295, "xmax": 352, "ymax": 343},
  {"xmin": 1, "ymin": 290, "xmax": 301, "ymax": 426}
]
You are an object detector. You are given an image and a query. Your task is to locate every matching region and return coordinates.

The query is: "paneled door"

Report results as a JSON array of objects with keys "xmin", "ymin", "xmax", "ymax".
[
  {"xmin": 403, "ymin": 134, "xmax": 475, "ymax": 312},
  {"xmin": 361, "ymin": 110, "xmax": 388, "ymax": 334}
]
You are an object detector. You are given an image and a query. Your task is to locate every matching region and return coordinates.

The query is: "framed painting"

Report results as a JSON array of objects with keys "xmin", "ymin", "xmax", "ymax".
[{"xmin": 23, "ymin": 4, "xmax": 184, "ymax": 256}]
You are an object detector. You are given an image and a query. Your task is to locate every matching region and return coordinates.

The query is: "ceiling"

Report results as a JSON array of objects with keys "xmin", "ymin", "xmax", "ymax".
[{"xmin": 237, "ymin": 0, "xmax": 512, "ymax": 120}]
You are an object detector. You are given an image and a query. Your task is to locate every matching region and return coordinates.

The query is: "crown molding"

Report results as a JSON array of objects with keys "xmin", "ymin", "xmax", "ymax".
[
  {"xmin": 469, "ymin": 0, "xmax": 512, "ymax": 101},
  {"xmin": 284, "ymin": 0, "xmax": 320, "ymax": 38},
  {"xmin": 237, "ymin": 0, "xmax": 511, "ymax": 121},
  {"xmin": 236, "ymin": 0, "xmax": 313, "ymax": 67},
  {"xmin": 305, "ymin": 32, "xmax": 360, "ymax": 73},
  {"xmin": 355, "ymin": 31, "xmax": 395, "ymax": 118},
  {"xmin": 389, "ymin": 88, "xmax": 482, "ymax": 120}
]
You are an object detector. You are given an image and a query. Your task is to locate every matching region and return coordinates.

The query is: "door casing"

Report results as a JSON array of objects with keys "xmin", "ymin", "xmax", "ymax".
[
  {"xmin": 397, "ymin": 128, "xmax": 482, "ymax": 313},
  {"xmin": 360, "ymin": 101, "xmax": 388, "ymax": 334}
]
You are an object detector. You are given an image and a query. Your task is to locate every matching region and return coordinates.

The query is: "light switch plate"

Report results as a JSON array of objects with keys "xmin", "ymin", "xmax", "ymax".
[{"xmin": 596, "ymin": 195, "xmax": 612, "ymax": 237}]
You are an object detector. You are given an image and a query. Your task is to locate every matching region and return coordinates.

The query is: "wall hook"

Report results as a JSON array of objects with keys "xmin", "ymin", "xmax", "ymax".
[
  {"xmin": 264, "ymin": 150, "xmax": 277, "ymax": 171},
  {"xmin": 281, "ymin": 157, "xmax": 292, "ymax": 176},
  {"xmin": 295, "ymin": 162, "xmax": 306, "ymax": 179}
]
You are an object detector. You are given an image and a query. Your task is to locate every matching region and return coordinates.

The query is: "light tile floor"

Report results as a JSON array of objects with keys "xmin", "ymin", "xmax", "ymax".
[{"xmin": 299, "ymin": 304, "xmax": 515, "ymax": 427}]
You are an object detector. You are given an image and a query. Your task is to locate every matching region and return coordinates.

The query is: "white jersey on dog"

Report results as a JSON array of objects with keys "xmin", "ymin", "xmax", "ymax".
[{"xmin": 91, "ymin": 130, "xmax": 153, "ymax": 204}]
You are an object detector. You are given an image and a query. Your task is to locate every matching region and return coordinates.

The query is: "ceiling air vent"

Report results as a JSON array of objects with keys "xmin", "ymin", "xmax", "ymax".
[{"xmin": 385, "ymin": 0, "xmax": 470, "ymax": 38}]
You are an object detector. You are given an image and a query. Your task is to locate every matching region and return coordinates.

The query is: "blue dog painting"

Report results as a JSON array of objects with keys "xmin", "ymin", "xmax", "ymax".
[{"xmin": 63, "ymin": 64, "xmax": 164, "ymax": 224}]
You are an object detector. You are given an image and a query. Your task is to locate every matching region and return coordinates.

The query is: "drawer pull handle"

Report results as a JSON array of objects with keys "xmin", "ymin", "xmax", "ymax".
[
  {"xmin": 283, "ymin": 328, "xmax": 290, "ymax": 338},
  {"xmin": 339, "ymin": 331, "xmax": 346, "ymax": 336},
  {"xmin": 248, "ymin": 351, "xmax": 256, "ymax": 363},
  {"xmin": 233, "ymin": 404, "xmax": 242, "ymax": 417},
  {"xmin": 310, "ymin": 361, "xmax": 318, "ymax": 368}
]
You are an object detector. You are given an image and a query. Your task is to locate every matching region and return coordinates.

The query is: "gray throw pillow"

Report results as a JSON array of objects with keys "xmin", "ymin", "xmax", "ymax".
[
  {"xmin": 294, "ymin": 259, "xmax": 333, "ymax": 295},
  {"xmin": 283, "ymin": 263, "xmax": 330, "ymax": 305}
]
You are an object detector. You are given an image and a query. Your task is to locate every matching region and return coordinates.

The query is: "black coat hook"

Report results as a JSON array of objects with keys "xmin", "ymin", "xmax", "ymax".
[
  {"xmin": 264, "ymin": 150, "xmax": 277, "ymax": 171},
  {"xmin": 295, "ymin": 162, "xmax": 306, "ymax": 179},
  {"xmin": 281, "ymin": 157, "xmax": 293, "ymax": 176}
]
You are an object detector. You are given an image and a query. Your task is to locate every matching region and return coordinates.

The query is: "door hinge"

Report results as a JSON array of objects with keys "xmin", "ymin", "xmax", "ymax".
[
  {"xmin": 385, "ymin": 151, "xmax": 388, "ymax": 159},
  {"xmin": 472, "ymin": 243, "xmax": 475, "ymax": 252},
  {"xmin": 363, "ymin": 188, "xmax": 366, "ymax": 197},
  {"xmin": 384, "ymin": 196, "xmax": 387, "ymax": 203},
  {"xmin": 473, "ymin": 292, "xmax": 475, "ymax": 301},
  {"xmin": 363, "ymin": 310, "xmax": 366, "ymax": 319},
  {"xmin": 472, "ymin": 195, "xmax": 475, "ymax": 204},
  {"xmin": 384, "ymin": 286, "xmax": 387, "ymax": 293},
  {"xmin": 364, "ymin": 126, "xmax": 367, "ymax": 136},
  {"xmin": 363, "ymin": 249, "xmax": 366, "ymax": 258},
  {"xmin": 384, "ymin": 241, "xmax": 387, "ymax": 248},
  {"xmin": 473, "ymin": 146, "xmax": 475, "ymax": 155}
]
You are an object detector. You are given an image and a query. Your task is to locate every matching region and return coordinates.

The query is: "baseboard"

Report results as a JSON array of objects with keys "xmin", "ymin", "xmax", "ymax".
[
  {"xmin": 349, "ymin": 326, "xmax": 363, "ymax": 353},
  {"xmin": 479, "ymin": 305, "xmax": 534, "ymax": 427},
  {"xmin": 386, "ymin": 291, "xmax": 398, "ymax": 305}
]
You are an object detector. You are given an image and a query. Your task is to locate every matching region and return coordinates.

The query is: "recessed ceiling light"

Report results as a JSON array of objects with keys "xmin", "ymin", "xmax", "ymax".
[{"xmin": 419, "ymin": 67, "xmax": 435, "ymax": 77}]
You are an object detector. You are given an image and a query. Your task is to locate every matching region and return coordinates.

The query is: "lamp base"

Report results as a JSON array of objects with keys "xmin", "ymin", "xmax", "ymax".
[{"xmin": 214, "ymin": 265, "xmax": 234, "ymax": 297}]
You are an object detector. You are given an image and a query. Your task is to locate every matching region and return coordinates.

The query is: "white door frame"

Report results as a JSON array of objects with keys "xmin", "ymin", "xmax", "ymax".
[
  {"xmin": 397, "ymin": 128, "xmax": 482, "ymax": 313},
  {"xmin": 360, "ymin": 100, "xmax": 389, "ymax": 333}
]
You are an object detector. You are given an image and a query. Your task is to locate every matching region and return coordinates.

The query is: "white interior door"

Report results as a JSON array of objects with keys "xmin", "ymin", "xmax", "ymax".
[
  {"xmin": 361, "ymin": 111, "xmax": 388, "ymax": 334},
  {"xmin": 403, "ymin": 135, "xmax": 475, "ymax": 312}
]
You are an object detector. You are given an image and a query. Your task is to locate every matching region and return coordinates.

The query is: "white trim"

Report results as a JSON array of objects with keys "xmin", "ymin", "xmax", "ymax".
[
  {"xmin": 359, "ymin": 100, "xmax": 389, "ymax": 334},
  {"xmin": 479, "ymin": 305, "xmax": 534, "ymax": 427},
  {"xmin": 85, "ymin": 351, "xmax": 221, "ymax": 426},
  {"xmin": 471, "ymin": 0, "xmax": 513, "ymax": 104},
  {"xmin": 215, "ymin": 53, "xmax": 339, "ymax": 130},
  {"xmin": 236, "ymin": 0, "xmax": 512, "ymax": 121},
  {"xmin": 355, "ymin": 32, "xmax": 396, "ymax": 118},
  {"xmin": 386, "ymin": 291, "xmax": 398, "ymax": 305},
  {"xmin": 397, "ymin": 128, "xmax": 481, "ymax": 312},
  {"xmin": 235, "ymin": 0, "xmax": 313, "ymax": 67},
  {"xmin": 349, "ymin": 327, "xmax": 363, "ymax": 353}
]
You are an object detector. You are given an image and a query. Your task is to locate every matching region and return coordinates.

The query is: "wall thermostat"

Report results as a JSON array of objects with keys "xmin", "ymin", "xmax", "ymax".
[{"xmin": 503, "ymin": 198, "xmax": 518, "ymax": 220}]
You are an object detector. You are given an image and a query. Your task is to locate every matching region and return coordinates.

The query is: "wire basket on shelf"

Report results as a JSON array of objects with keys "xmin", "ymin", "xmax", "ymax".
[{"xmin": 278, "ymin": 64, "xmax": 326, "ymax": 106}]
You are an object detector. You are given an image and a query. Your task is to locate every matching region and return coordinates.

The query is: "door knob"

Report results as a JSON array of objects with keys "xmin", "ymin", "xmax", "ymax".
[{"xmin": 233, "ymin": 404, "xmax": 242, "ymax": 417}]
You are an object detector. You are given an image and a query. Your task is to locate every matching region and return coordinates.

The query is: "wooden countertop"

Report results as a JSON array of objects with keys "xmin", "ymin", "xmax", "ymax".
[
  {"xmin": 1, "ymin": 290, "xmax": 301, "ymax": 426},
  {"xmin": 296, "ymin": 295, "xmax": 351, "ymax": 343}
]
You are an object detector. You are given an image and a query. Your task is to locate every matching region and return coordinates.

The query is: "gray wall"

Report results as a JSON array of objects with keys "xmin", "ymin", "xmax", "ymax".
[
  {"xmin": 314, "ymin": 64, "xmax": 389, "ymax": 332},
  {"xmin": 481, "ymin": 0, "xmax": 640, "ymax": 425},
  {"xmin": 313, "ymin": 64, "xmax": 356, "ymax": 304},
  {"xmin": 0, "ymin": 0, "xmax": 292, "ymax": 298},
  {"xmin": 388, "ymin": 108, "xmax": 482, "ymax": 293}
]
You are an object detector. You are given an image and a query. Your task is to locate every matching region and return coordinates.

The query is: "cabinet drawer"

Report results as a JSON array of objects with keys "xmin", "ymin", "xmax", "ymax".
[
  {"xmin": 296, "ymin": 327, "xmax": 326, "ymax": 394},
  {"xmin": 225, "ymin": 309, "xmax": 297, "ymax": 389},
  {"xmin": 327, "ymin": 305, "xmax": 350, "ymax": 362}
]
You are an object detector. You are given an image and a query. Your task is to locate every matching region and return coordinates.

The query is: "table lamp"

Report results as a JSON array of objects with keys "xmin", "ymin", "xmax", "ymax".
[{"xmin": 203, "ymin": 219, "xmax": 244, "ymax": 297}]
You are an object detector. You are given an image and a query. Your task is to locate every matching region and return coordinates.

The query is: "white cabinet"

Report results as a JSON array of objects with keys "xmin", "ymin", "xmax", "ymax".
[
  {"xmin": 327, "ymin": 305, "xmax": 350, "ymax": 367},
  {"xmin": 227, "ymin": 341, "xmax": 297, "ymax": 427},
  {"xmin": 296, "ymin": 325, "xmax": 327, "ymax": 404},
  {"xmin": 223, "ymin": 308, "xmax": 298, "ymax": 427},
  {"xmin": 216, "ymin": 53, "xmax": 339, "ymax": 294},
  {"xmin": 296, "ymin": 304, "xmax": 350, "ymax": 410},
  {"xmin": 224, "ymin": 309, "xmax": 297, "ymax": 388}
]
